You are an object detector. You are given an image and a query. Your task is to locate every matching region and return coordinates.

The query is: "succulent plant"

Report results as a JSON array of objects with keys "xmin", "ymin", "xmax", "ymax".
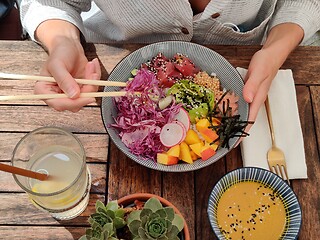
[
  {"xmin": 127, "ymin": 197, "xmax": 184, "ymax": 240},
  {"xmin": 80, "ymin": 200, "xmax": 126, "ymax": 240}
]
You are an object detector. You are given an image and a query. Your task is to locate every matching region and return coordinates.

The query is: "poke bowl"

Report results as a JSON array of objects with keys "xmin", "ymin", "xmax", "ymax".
[{"xmin": 101, "ymin": 41, "xmax": 249, "ymax": 172}]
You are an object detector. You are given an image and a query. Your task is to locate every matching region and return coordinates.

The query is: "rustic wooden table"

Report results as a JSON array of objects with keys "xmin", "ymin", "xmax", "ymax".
[{"xmin": 0, "ymin": 41, "xmax": 319, "ymax": 240}]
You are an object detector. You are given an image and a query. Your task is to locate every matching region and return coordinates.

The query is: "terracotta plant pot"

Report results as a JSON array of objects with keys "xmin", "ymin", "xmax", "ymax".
[{"xmin": 117, "ymin": 193, "xmax": 190, "ymax": 240}]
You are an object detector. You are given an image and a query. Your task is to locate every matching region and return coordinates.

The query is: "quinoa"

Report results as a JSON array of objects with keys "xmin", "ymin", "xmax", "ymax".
[{"xmin": 193, "ymin": 71, "xmax": 224, "ymax": 101}]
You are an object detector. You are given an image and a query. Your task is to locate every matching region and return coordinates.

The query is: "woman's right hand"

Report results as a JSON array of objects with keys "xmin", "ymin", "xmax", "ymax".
[{"xmin": 35, "ymin": 20, "xmax": 101, "ymax": 112}]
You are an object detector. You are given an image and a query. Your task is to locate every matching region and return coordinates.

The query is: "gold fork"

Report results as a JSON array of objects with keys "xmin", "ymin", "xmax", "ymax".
[{"xmin": 265, "ymin": 97, "xmax": 290, "ymax": 185}]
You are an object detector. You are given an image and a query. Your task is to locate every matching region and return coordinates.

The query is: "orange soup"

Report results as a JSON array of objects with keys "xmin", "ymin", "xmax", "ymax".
[{"xmin": 217, "ymin": 181, "xmax": 286, "ymax": 240}]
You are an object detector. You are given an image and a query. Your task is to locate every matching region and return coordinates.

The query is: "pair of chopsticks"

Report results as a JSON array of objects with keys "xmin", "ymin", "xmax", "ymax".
[{"xmin": 0, "ymin": 72, "xmax": 127, "ymax": 101}]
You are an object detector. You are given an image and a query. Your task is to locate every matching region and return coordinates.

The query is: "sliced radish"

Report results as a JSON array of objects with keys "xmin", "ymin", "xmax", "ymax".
[
  {"xmin": 160, "ymin": 122, "xmax": 186, "ymax": 147},
  {"xmin": 172, "ymin": 120, "xmax": 187, "ymax": 141},
  {"xmin": 173, "ymin": 107, "xmax": 190, "ymax": 130},
  {"xmin": 158, "ymin": 95, "xmax": 173, "ymax": 110}
]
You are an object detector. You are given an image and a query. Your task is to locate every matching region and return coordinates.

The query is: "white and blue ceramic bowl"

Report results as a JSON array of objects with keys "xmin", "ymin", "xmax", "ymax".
[
  {"xmin": 101, "ymin": 41, "xmax": 249, "ymax": 172},
  {"xmin": 207, "ymin": 167, "xmax": 302, "ymax": 239}
]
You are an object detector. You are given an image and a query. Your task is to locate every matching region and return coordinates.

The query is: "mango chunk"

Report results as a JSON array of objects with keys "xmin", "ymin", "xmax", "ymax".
[
  {"xmin": 184, "ymin": 129, "xmax": 202, "ymax": 145},
  {"xmin": 179, "ymin": 142, "xmax": 193, "ymax": 164}
]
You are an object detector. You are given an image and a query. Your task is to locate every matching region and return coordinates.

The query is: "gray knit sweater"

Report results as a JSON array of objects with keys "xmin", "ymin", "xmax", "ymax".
[{"xmin": 20, "ymin": 0, "xmax": 320, "ymax": 45}]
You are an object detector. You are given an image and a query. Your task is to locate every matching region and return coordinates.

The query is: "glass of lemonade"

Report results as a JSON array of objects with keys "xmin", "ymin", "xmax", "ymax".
[{"xmin": 11, "ymin": 126, "xmax": 91, "ymax": 220}]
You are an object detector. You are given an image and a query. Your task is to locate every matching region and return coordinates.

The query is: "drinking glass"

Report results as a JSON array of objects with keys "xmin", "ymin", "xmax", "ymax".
[{"xmin": 11, "ymin": 126, "xmax": 91, "ymax": 220}]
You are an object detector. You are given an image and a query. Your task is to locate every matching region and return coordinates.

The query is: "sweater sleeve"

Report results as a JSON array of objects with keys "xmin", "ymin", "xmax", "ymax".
[
  {"xmin": 268, "ymin": 0, "xmax": 320, "ymax": 44},
  {"xmin": 20, "ymin": 0, "xmax": 91, "ymax": 41}
]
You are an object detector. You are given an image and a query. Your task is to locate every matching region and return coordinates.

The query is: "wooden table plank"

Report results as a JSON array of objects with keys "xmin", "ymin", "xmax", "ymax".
[
  {"xmin": 0, "ymin": 226, "xmax": 85, "ymax": 240},
  {"xmin": 195, "ymin": 157, "xmax": 226, "ymax": 240},
  {"xmin": 107, "ymin": 142, "xmax": 162, "ymax": 201},
  {"xmin": 0, "ymin": 193, "xmax": 104, "ymax": 226},
  {"xmin": 310, "ymin": 86, "xmax": 320, "ymax": 153},
  {"xmin": 0, "ymin": 105, "xmax": 105, "ymax": 133},
  {"xmin": 0, "ymin": 133, "xmax": 109, "ymax": 162},
  {"xmin": 292, "ymin": 86, "xmax": 320, "ymax": 240},
  {"xmin": 162, "ymin": 171, "xmax": 195, "ymax": 240}
]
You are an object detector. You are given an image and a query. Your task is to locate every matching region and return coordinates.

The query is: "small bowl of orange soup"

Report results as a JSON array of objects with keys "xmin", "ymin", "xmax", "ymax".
[{"xmin": 207, "ymin": 167, "xmax": 301, "ymax": 240}]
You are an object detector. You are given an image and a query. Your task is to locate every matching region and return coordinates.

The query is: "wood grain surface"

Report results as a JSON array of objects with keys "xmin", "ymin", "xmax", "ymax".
[{"xmin": 0, "ymin": 41, "xmax": 319, "ymax": 240}]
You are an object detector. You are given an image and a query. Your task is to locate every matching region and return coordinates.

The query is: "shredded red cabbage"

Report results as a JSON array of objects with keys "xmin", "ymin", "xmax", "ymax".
[{"xmin": 111, "ymin": 69, "xmax": 182, "ymax": 160}]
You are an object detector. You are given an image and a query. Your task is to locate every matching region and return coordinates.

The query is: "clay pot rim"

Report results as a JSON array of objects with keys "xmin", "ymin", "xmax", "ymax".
[{"xmin": 117, "ymin": 193, "xmax": 190, "ymax": 240}]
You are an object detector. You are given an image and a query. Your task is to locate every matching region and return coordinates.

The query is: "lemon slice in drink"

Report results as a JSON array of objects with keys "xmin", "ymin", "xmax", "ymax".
[{"xmin": 32, "ymin": 182, "xmax": 81, "ymax": 207}]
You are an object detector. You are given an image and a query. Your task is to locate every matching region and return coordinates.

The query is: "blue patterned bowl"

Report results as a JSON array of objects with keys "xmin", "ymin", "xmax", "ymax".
[
  {"xmin": 101, "ymin": 41, "xmax": 248, "ymax": 172},
  {"xmin": 207, "ymin": 167, "xmax": 302, "ymax": 240}
]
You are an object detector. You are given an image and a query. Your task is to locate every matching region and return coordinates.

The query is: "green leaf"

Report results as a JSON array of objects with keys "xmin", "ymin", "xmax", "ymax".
[
  {"xmin": 106, "ymin": 209, "xmax": 116, "ymax": 219},
  {"xmin": 166, "ymin": 225, "xmax": 181, "ymax": 239},
  {"xmin": 141, "ymin": 215, "xmax": 148, "ymax": 227},
  {"xmin": 158, "ymin": 236, "xmax": 169, "ymax": 240},
  {"xmin": 165, "ymin": 219, "xmax": 172, "ymax": 232},
  {"xmin": 79, "ymin": 235, "xmax": 88, "ymax": 240},
  {"xmin": 138, "ymin": 227, "xmax": 148, "ymax": 239},
  {"xmin": 106, "ymin": 200, "xmax": 119, "ymax": 211},
  {"xmin": 140, "ymin": 209, "xmax": 153, "ymax": 219},
  {"xmin": 147, "ymin": 212, "xmax": 161, "ymax": 221},
  {"xmin": 172, "ymin": 215, "xmax": 184, "ymax": 231},
  {"xmin": 144, "ymin": 198, "xmax": 163, "ymax": 212},
  {"xmin": 127, "ymin": 210, "xmax": 142, "ymax": 224},
  {"xmin": 128, "ymin": 219, "xmax": 142, "ymax": 236},
  {"xmin": 96, "ymin": 206, "xmax": 108, "ymax": 214},
  {"xmin": 115, "ymin": 208, "xmax": 125, "ymax": 218},
  {"xmin": 100, "ymin": 233, "xmax": 104, "ymax": 240},
  {"xmin": 163, "ymin": 208, "xmax": 174, "ymax": 221},
  {"xmin": 95, "ymin": 200, "xmax": 105, "ymax": 212},
  {"xmin": 85, "ymin": 228, "xmax": 93, "ymax": 236},
  {"xmin": 102, "ymin": 222, "xmax": 114, "ymax": 233},
  {"xmin": 133, "ymin": 237, "xmax": 144, "ymax": 240},
  {"xmin": 113, "ymin": 216, "xmax": 126, "ymax": 229},
  {"xmin": 155, "ymin": 209, "xmax": 166, "ymax": 219}
]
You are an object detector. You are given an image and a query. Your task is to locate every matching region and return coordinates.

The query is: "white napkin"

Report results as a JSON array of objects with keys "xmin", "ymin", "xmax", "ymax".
[{"xmin": 238, "ymin": 67, "xmax": 308, "ymax": 179}]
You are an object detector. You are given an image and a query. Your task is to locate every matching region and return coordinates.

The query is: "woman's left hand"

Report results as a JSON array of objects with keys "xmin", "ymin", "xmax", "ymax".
[
  {"xmin": 242, "ymin": 48, "xmax": 279, "ymax": 128},
  {"xmin": 242, "ymin": 23, "xmax": 304, "ymax": 134}
]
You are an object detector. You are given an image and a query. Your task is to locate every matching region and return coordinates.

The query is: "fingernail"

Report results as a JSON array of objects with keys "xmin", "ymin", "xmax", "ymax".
[
  {"xmin": 68, "ymin": 88, "xmax": 78, "ymax": 98},
  {"xmin": 92, "ymin": 73, "xmax": 99, "ymax": 80},
  {"xmin": 246, "ymin": 92, "xmax": 254, "ymax": 103},
  {"xmin": 87, "ymin": 61, "xmax": 94, "ymax": 72}
]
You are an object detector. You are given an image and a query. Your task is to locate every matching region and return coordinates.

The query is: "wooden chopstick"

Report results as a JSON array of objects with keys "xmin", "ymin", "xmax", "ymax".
[
  {"xmin": 0, "ymin": 72, "xmax": 127, "ymax": 87},
  {"xmin": 0, "ymin": 91, "xmax": 127, "ymax": 101}
]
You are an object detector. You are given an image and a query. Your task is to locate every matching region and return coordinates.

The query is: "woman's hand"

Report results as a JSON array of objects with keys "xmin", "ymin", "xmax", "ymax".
[
  {"xmin": 242, "ymin": 23, "xmax": 304, "ymax": 133},
  {"xmin": 36, "ymin": 37, "xmax": 101, "ymax": 112},
  {"xmin": 242, "ymin": 48, "xmax": 278, "ymax": 125},
  {"xmin": 34, "ymin": 19, "xmax": 101, "ymax": 112}
]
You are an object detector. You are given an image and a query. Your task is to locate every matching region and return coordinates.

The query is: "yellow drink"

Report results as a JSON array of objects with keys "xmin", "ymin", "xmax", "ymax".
[
  {"xmin": 12, "ymin": 127, "xmax": 90, "ymax": 220},
  {"xmin": 29, "ymin": 146, "xmax": 89, "ymax": 211}
]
